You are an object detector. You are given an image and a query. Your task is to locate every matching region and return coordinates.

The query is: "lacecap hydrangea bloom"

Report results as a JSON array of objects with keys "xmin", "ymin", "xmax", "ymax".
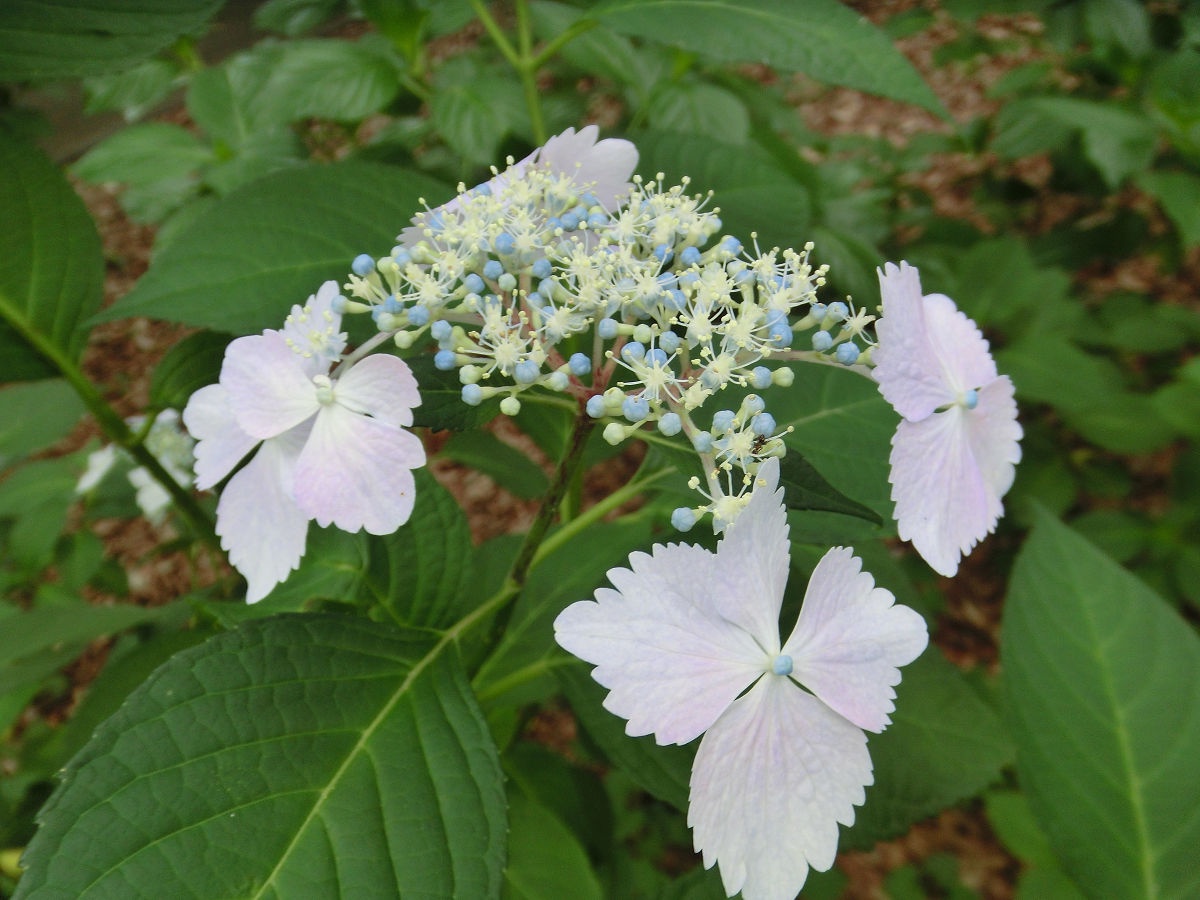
[
  {"xmin": 184, "ymin": 281, "xmax": 424, "ymax": 601},
  {"xmin": 872, "ymin": 262, "xmax": 1022, "ymax": 576},
  {"xmin": 554, "ymin": 458, "xmax": 928, "ymax": 900}
]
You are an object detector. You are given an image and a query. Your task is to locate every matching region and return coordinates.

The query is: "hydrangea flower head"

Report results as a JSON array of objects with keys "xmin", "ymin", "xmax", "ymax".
[
  {"xmin": 183, "ymin": 281, "xmax": 425, "ymax": 601},
  {"xmin": 554, "ymin": 458, "xmax": 928, "ymax": 900},
  {"xmin": 872, "ymin": 262, "xmax": 1022, "ymax": 576}
]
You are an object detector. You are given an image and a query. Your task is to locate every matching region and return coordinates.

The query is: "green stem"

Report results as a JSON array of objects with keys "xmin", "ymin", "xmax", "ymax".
[
  {"xmin": 529, "ymin": 19, "xmax": 598, "ymax": 70},
  {"xmin": 469, "ymin": 0, "xmax": 521, "ymax": 68},
  {"xmin": 0, "ymin": 294, "xmax": 218, "ymax": 547},
  {"xmin": 513, "ymin": 0, "xmax": 547, "ymax": 144}
]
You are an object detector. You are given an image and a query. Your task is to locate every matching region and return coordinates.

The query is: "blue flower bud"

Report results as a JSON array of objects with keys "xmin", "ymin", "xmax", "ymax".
[
  {"xmin": 621, "ymin": 341, "xmax": 646, "ymax": 363},
  {"xmin": 569, "ymin": 353, "xmax": 591, "ymax": 376},
  {"xmin": 514, "ymin": 360, "xmax": 540, "ymax": 384},
  {"xmin": 771, "ymin": 654, "xmax": 794, "ymax": 676},
  {"xmin": 713, "ymin": 409, "xmax": 736, "ymax": 432},
  {"xmin": 680, "ymin": 246, "xmax": 702, "ymax": 267},
  {"xmin": 810, "ymin": 302, "xmax": 827, "ymax": 320},
  {"xmin": 835, "ymin": 343, "xmax": 860, "ymax": 365},
  {"xmin": 964, "ymin": 388, "xmax": 979, "ymax": 410},
  {"xmin": 435, "ymin": 350, "xmax": 458, "ymax": 371},
  {"xmin": 587, "ymin": 212, "xmax": 609, "ymax": 229},
  {"xmin": 653, "ymin": 244, "xmax": 673, "ymax": 263},
  {"xmin": 547, "ymin": 371, "xmax": 569, "ymax": 391},
  {"xmin": 494, "ymin": 233, "xmax": 516, "ymax": 255},
  {"xmin": 430, "ymin": 319, "xmax": 452, "ymax": 341},
  {"xmin": 826, "ymin": 301, "xmax": 848, "ymax": 322},
  {"xmin": 622, "ymin": 396, "xmax": 650, "ymax": 422},
  {"xmin": 750, "ymin": 366, "xmax": 772, "ymax": 389},
  {"xmin": 658, "ymin": 412, "xmax": 682, "ymax": 436},
  {"xmin": 768, "ymin": 322, "xmax": 793, "ymax": 347},
  {"xmin": 560, "ymin": 210, "xmax": 581, "ymax": 230},
  {"xmin": 660, "ymin": 331, "xmax": 682, "ymax": 354},
  {"xmin": 744, "ymin": 395, "xmax": 765, "ymax": 415},
  {"xmin": 464, "ymin": 273, "xmax": 485, "ymax": 294},
  {"xmin": 586, "ymin": 395, "xmax": 607, "ymax": 418},
  {"xmin": 692, "ymin": 432, "xmax": 714, "ymax": 453},
  {"xmin": 721, "ymin": 236, "xmax": 742, "ymax": 256},
  {"xmin": 646, "ymin": 348, "xmax": 669, "ymax": 367},
  {"xmin": 352, "ymin": 254, "xmax": 375, "ymax": 276},
  {"xmin": 497, "ymin": 272, "xmax": 517, "ymax": 292},
  {"xmin": 752, "ymin": 413, "xmax": 776, "ymax": 437},
  {"xmin": 671, "ymin": 507, "xmax": 697, "ymax": 532},
  {"xmin": 406, "ymin": 305, "xmax": 430, "ymax": 327},
  {"xmin": 598, "ymin": 318, "xmax": 619, "ymax": 339},
  {"xmin": 483, "ymin": 260, "xmax": 504, "ymax": 280},
  {"xmin": 462, "ymin": 384, "xmax": 483, "ymax": 405},
  {"xmin": 391, "ymin": 248, "xmax": 411, "ymax": 267},
  {"xmin": 384, "ymin": 296, "xmax": 403, "ymax": 314},
  {"xmin": 532, "ymin": 258, "xmax": 552, "ymax": 279},
  {"xmin": 812, "ymin": 330, "xmax": 833, "ymax": 351}
]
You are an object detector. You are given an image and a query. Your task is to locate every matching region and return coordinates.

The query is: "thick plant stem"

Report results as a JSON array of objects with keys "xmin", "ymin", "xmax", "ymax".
[
  {"xmin": 469, "ymin": 0, "xmax": 548, "ymax": 145},
  {"xmin": 479, "ymin": 411, "xmax": 595, "ymax": 652},
  {"xmin": 0, "ymin": 293, "xmax": 219, "ymax": 547}
]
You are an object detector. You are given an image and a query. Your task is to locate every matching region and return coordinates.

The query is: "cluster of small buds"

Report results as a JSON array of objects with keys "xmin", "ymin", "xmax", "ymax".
[{"xmin": 333, "ymin": 151, "xmax": 875, "ymax": 532}]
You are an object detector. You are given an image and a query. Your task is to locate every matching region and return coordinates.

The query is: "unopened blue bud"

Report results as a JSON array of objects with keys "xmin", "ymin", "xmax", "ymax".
[
  {"xmin": 623, "ymin": 396, "xmax": 650, "ymax": 422},
  {"xmin": 812, "ymin": 330, "xmax": 833, "ymax": 351},
  {"xmin": 352, "ymin": 254, "xmax": 375, "ymax": 276},
  {"xmin": 750, "ymin": 366, "xmax": 772, "ymax": 389},
  {"xmin": 621, "ymin": 341, "xmax": 646, "ymax": 363},
  {"xmin": 546, "ymin": 216, "xmax": 563, "ymax": 231},
  {"xmin": 527, "ymin": 292, "xmax": 542, "ymax": 308},
  {"xmin": 598, "ymin": 318, "xmax": 619, "ymax": 339},
  {"xmin": 569, "ymin": 353, "xmax": 591, "ymax": 376},
  {"xmin": 721, "ymin": 236, "xmax": 742, "ymax": 255},
  {"xmin": 768, "ymin": 322, "xmax": 793, "ymax": 347},
  {"xmin": 964, "ymin": 388, "xmax": 979, "ymax": 409},
  {"xmin": 514, "ymin": 360, "xmax": 540, "ymax": 384},
  {"xmin": 586, "ymin": 395, "xmax": 607, "ymax": 418},
  {"xmin": 483, "ymin": 260, "xmax": 504, "ymax": 280},
  {"xmin": 665, "ymin": 289, "xmax": 687, "ymax": 312},
  {"xmin": 494, "ymin": 233, "xmax": 516, "ymax": 255},
  {"xmin": 430, "ymin": 319, "xmax": 452, "ymax": 341},
  {"xmin": 713, "ymin": 409, "xmax": 736, "ymax": 432},
  {"xmin": 744, "ymin": 395, "xmax": 765, "ymax": 415},
  {"xmin": 810, "ymin": 302, "xmax": 827, "ymax": 320},
  {"xmin": 826, "ymin": 301, "xmax": 848, "ymax": 322},
  {"xmin": 653, "ymin": 244, "xmax": 673, "ymax": 263},
  {"xmin": 435, "ymin": 350, "xmax": 457, "ymax": 371},
  {"xmin": 658, "ymin": 412, "xmax": 683, "ymax": 436},
  {"xmin": 532, "ymin": 258, "xmax": 552, "ymax": 279},
  {"xmin": 646, "ymin": 348, "xmax": 668, "ymax": 367},
  {"xmin": 560, "ymin": 210, "xmax": 581, "ymax": 230},
  {"xmin": 331, "ymin": 294, "xmax": 347, "ymax": 314},
  {"xmin": 587, "ymin": 212, "xmax": 609, "ymax": 229},
  {"xmin": 671, "ymin": 507, "xmax": 697, "ymax": 532},
  {"xmin": 384, "ymin": 296, "xmax": 403, "ymax": 314},
  {"xmin": 462, "ymin": 384, "xmax": 483, "ymax": 405},
  {"xmin": 679, "ymin": 246, "xmax": 702, "ymax": 267},
  {"xmin": 772, "ymin": 654, "xmax": 793, "ymax": 676},
  {"xmin": 497, "ymin": 272, "xmax": 517, "ymax": 292},
  {"xmin": 660, "ymin": 331, "xmax": 682, "ymax": 354},
  {"xmin": 692, "ymin": 432, "xmax": 714, "ymax": 453},
  {"xmin": 835, "ymin": 343, "xmax": 860, "ymax": 365},
  {"xmin": 406, "ymin": 306, "xmax": 430, "ymax": 327},
  {"xmin": 392, "ymin": 248, "xmax": 411, "ymax": 267},
  {"xmin": 752, "ymin": 413, "xmax": 776, "ymax": 437},
  {"xmin": 464, "ymin": 273, "xmax": 485, "ymax": 294},
  {"xmin": 678, "ymin": 271, "xmax": 699, "ymax": 288}
]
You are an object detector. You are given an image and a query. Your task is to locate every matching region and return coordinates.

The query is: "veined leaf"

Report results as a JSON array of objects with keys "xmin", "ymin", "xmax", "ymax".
[
  {"xmin": 98, "ymin": 161, "xmax": 448, "ymax": 335},
  {"xmin": 1002, "ymin": 512, "xmax": 1200, "ymax": 900},
  {"xmin": 0, "ymin": 138, "xmax": 104, "ymax": 381},
  {"xmin": 17, "ymin": 614, "xmax": 507, "ymax": 899},
  {"xmin": 593, "ymin": 0, "xmax": 945, "ymax": 116}
]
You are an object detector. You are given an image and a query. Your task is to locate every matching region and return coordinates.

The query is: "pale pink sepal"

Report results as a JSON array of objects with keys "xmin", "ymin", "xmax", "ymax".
[
  {"xmin": 554, "ymin": 541, "xmax": 765, "ymax": 746},
  {"xmin": 689, "ymin": 676, "xmax": 872, "ymax": 900},
  {"xmin": 294, "ymin": 403, "xmax": 425, "ymax": 535},
  {"xmin": 538, "ymin": 124, "xmax": 640, "ymax": 211},
  {"xmin": 334, "ymin": 353, "xmax": 421, "ymax": 428},
  {"xmin": 222, "ymin": 331, "xmax": 319, "ymax": 440},
  {"xmin": 784, "ymin": 547, "xmax": 929, "ymax": 732},
  {"xmin": 215, "ymin": 428, "xmax": 309, "ymax": 603},
  {"xmin": 183, "ymin": 384, "xmax": 258, "ymax": 490}
]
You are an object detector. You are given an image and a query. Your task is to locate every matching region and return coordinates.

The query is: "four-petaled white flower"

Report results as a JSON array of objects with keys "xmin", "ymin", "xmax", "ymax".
[
  {"xmin": 398, "ymin": 124, "xmax": 639, "ymax": 246},
  {"xmin": 872, "ymin": 262, "xmax": 1023, "ymax": 576},
  {"xmin": 554, "ymin": 458, "xmax": 928, "ymax": 900},
  {"xmin": 183, "ymin": 281, "xmax": 425, "ymax": 602}
]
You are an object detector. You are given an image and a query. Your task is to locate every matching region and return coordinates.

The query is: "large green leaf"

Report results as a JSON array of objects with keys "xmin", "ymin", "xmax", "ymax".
[
  {"xmin": 0, "ymin": 0, "xmax": 224, "ymax": 82},
  {"xmin": 1002, "ymin": 512, "xmax": 1200, "ymax": 900},
  {"xmin": 0, "ymin": 379, "xmax": 85, "ymax": 466},
  {"xmin": 504, "ymin": 789, "xmax": 603, "ymax": 900},
  {"xmin": 593, "ymin": 0, "xmax": 945, "ymax": 116},
  {"xmin": 99, "ymin": 161, "xmax": 449, "ymax": 334},
  {"xmin": 841, "ymin": 652, "xmax": 1013, "ymax": 849},
  {"xmin": 0, "ymin": 138, "xmax": 104, "ymax": 381},
  {"xmin": 17, "ymin": 614, "xmax": 507, "ymax": 899}
]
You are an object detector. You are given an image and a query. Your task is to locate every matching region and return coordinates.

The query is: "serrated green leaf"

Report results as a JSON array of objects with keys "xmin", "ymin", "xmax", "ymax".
[
  {"xmin": 0, "ymin": 0, "xmax": 224, "ymax": 82},
  {"xmin": 73, "ymin": 123, "xmax": 211, "ymax": 188},
  {"xmin": 441, "ymin": 430, "xmax": 550, "ymax": 499},
  {"xmin": 0, "ymin": 379, "xmax": 85, "ymax": 466},
  {"xmin": 430, "ymin": 57, "xmax": 527, "ymax": 164},
  {"xmin": 254, "ymin": 0, "xmax": 342, "ymax": 36},
  {"xmin": 653, "ymin": 80, "xmax": 750, "ymax": 143},
  {"xmin": 529, "ymin": 1, "xmax": 652, "ymax": 97},
  {"xmin": 504, "ymin": 789, "xmax": 603, "ymax": 900},
  {"xmin": 149, "ymin": 331, "xmax": 230, "ymax": 411},
  {"xmin": 1002, "ymin": 512, "xmax": 1200, "ymax": 900},
  {"xmin": 367, "ymin": 469, "xmax": 475, "ymax": 629},
  {"xmin": 841, "ymin": 651, "xmax": 1013, "ymax": 849},
  {"xmin": 0, "ymin": 138, "xmax": 104, "ymax": 381},
  {"xmin": 17, "ymin": 614, "xmax": 507, "ymax": 899},
  {"xmin": 98, "ymin": 161, "xmax": 448, "ymax": 334},
  {"xmin": 594, "ymin": 0, "xmax": 945, "ymax": 116},
  {"xmin": 559, "ymin": 664, "xmax": 694, "ymax": 811},
  {"xmin": 83, "ymin": 59, "xmax": 180, "ymax": 121}
]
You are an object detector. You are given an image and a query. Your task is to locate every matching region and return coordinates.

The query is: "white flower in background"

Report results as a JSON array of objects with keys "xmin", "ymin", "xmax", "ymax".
[
  {"xmin": 398, "ymin": 124, "xmax": 639, "ymax": 247},
  {"xmin": 554, "ymin": 458, "xmax": 928, "ymax": 900},
  {"xmin": 76, "ymin": 410, "xmax": 195, "ymax": 524},
  {"xmin": 872, "ymin": 262, "xmax": 1023, "ymax": 576},
  {"xmin": 183, "ymin": 281, "xmax": 425, "ymax": 602}
]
